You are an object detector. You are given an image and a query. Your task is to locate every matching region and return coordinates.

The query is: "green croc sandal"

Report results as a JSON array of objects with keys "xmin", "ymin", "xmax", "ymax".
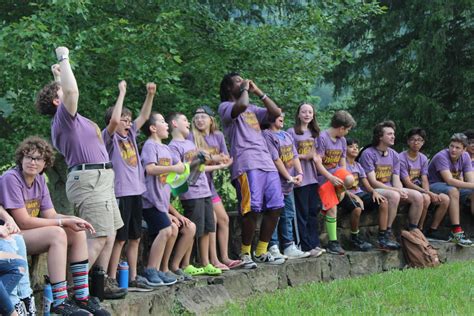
[
  {"xmin": 203, "ymin": 263, "xmax": 222, "ymax": 276},
  {"xmin": 183, "ymin": 264, "xmax": 205, "ymax": 276}
]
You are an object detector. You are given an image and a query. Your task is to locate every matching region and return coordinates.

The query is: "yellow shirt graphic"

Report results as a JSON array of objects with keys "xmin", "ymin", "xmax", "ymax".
[
  {"xmin": 297, "ymin": 140, "xmax": 314, "ymax": 155},
  {"xmin": 322, "ymin": 149, "xmax": 343, "ymax": 169},
  {"xmin": 25, "ymin": 199, "xmax": 41, "ymax": 217},
  {"xmin": 242, "ymin": 111, "xmax": 261, "ymax": 131},
  {"xmin": 119, "ymin": 139, "xmax": 138, "ymax": 167},
  {"xmin": 376, "ymin": 165, "xmax": 393, "ymax": 183}
]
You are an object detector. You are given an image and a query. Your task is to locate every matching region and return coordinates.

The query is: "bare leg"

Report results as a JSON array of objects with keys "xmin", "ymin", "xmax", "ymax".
[
  {"xmin": 87, "ymin": 237, "xmax": 107, "ymax": 268},
  {"xmin": 447, "ymin": 189, "xmax": 461, "ymax": 225},
  {"xmin": 419, "ymin": 193, "xmax": 431, "ymax": 230},
  {"xmin": 430, "ymin": 193, "xmax": 449, "ymax": 229},
  {"xmin": 379, "ymin": 190, "xmax": 400, "ymax": 227},
  {"xmin": 259, "ymin": 209, "xmax": 282, "ymax": 242},
  {"xmin": 170, "ymin": 222, "xmax": 196, "ymax": 271},
  {"xmin": 95, "ymin": 233, "xmax": 117, "ymax": 272},
  {"xmin": 64, "ymin": 228, "xmax": 88, "ymax": 263},
  {"xmin": 107, "ymin": 239, "xmax": 126, "ymax": 279},
  {"xmin": 208, "ymin": 211, "xmax": 221, "ymax": 266},
  {"xmin": 147, "ymin": 227, "xmax": 171, "ymax": 269},
  {"xmin": 403, "ymin": 189, "xmax": 423, "ymax": 225},
  {"xmin": 213, "ymin": 202, "xmax": 231, "ymax": 263},
  {"xmin": 199, "ymin": 234, "xmax": 210, "ymax": 266},
  {"xmin": 378, "ymin": 199, "xmax": 389, "ymax": 231},
  {"xmin": 126, "ymin": 239, "xmax": 140, "ymax": 281},
  {"xmin": 161, "ymin": 224, "xmax": 178, "ymax": 272}
]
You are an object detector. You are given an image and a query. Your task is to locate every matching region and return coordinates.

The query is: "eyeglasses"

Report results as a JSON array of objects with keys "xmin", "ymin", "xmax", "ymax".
[
  {"xmin": 194, "ymin": 114, "xmax": 209, "ymax": 120},
  {"xmin": 409, "ymin": 138, "xmax": 424, "ymax": 143},
  {"xmin": 24, "ymin": 155, "xmax": 45, "ymax": 163},
  {"xmin": 120, "ymin": 119, "xmax": 132, "ymax": 125}
]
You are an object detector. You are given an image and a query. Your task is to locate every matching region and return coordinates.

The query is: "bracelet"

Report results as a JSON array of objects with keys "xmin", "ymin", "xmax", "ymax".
[
  {"xmin": 58, "ymin": 55, "xmax": 69, "ymax": 63},
  {"xmin": 240, "ymin": 87, "xmax": 249, "ymax": 93},
  {"xmin": 58, "ymin": 219, "xmax": 63, "ymax": 227},
  {"xmin": 259, "ymin": 94, "xmax": 267, "ymax": 100},
  {"xmin": 297, "ymin": 172, "xmax": 303, "ymax": 176}
]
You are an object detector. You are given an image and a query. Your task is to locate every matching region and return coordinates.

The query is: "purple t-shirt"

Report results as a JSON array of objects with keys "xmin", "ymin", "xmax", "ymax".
[
  {"xmin": 263, "ymin": 130, "xmax": 299, "ymax": 194},
  {"xmin": 0, "ymin": 167, "xmax": 54, "ymax": 217},
  {"xmin": 102, "ymin": 123, "xmax": 146, "ymax": 197},
  {"xmin": 346, "ymin": 161, "xmax": 366, "ymax": 194},
  {"xmin": 359, "ymin": 147, "xmax": 400, "ymax": 187},
  {"xmin": 141, "ymin": 140, "xmax": 178, "ymax": 212},
  {"xmin": 399, "ymin": 151, "xmax": 428, "ymax": 186},
  {"xmin": 287, "ymin": 128, "xmax": 319, "ymax": 187},
  {"xmin": 316, "ymin": 130, "xmax": 347, "ymax": 174},
  {"xmin": 168, "ymin": 139, "xmax": 211, "ymax": 200},
  {"xmin": 52, "ymin": 103, "xmax": 109, "ymax": 167},
  {"xmin": 188, "ymin": 131, "xmax": 229, "ymax": 197},
  {"xmin": 428, "ymin": 149, "xmax": 473, "ymax": 183},
  {"xmin": 218, "ymin": 102, "xmax": 276, "ymax": 179}
]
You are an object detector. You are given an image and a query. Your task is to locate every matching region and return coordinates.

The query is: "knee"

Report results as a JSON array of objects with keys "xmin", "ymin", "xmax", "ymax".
[
  {"xmin": 51, "ymin": 227, "xmax": 68, "ymax": 245},
  {"xmin": 448, "ymin": 188, "xmax": 460, "ymax": 200},
  {"xmin": 186, "ymin": 222, "xmax": 196, "ymax": 236},
  {"xmin": 162, "ymin": 226, "xmax": 173, "ymax": 238},
  {"xmin": 352, "ymin": 207, "xmax": 362, "ymax": 217},
  {"xmin": 423, "ymin": 194, "xmax": 431, "ymax": 207},
  {"xmin": 440, "ymin": 194, "xmax": 450, "ymax": 206},
  {"xmin": 218, "ymin": 213, "xmax": 229, "ymax": 226},
  {"xmin": 171, "ymin": 223, "xmax": 179, "ymax": 238}
]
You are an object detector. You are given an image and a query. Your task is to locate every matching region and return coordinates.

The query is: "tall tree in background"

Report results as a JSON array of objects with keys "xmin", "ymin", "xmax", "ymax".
[{"xmin": 329, "ymin": 0, "xmax": 473, "ymax": 154}]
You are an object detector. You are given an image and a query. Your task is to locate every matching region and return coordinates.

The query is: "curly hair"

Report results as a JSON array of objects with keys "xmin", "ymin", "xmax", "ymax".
[
  {"xmin": 35, "ymin": 82, "xmax": 60, "ymax": 116},
  {"xmin": 15, "ymin": 136, "xmax": 55, "ymax": 173},
  {"xmin": 219, "ymin": 72, "xmax": 240, "ymax": 102},
  {"xmin": 371, "ymin": 120, "xmax": 396, "ymax": 147}
]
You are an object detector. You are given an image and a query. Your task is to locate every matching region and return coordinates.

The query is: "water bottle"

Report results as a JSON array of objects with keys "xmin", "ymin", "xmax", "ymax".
[
  {"xmin": 90, "ymin": 266, "xmax": 105, "ymax": 301},
  {"xmin": 117, "ymin": 262, "xmax": 129, "ymax": 289},
  {"xmin": 188, "ymin": 152, "xmax": 206, "ymax": 185},
  {"xmin": 43, "ymin": 275, "xmax": 53, "ymax": 316}
]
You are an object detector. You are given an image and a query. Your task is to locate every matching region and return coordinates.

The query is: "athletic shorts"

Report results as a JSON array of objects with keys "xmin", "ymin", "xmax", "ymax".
[
  {"xmin": 66, "ymin": 169, "xmax": 123, "ymax": 238},
  {"xmin": 339, "ymin": 192, "xmax": 380, "ymax": 213},
  {"xmin": 430, "ymin": 182, "xmax": 473, "ymax": 203},
  {"xmin": 116, "ymin": 195, "xmax": 143, "ymax": 241},
  {"xmin": 181, "ymin": 197, "xmax": 215, "ymax": 237},
  {"xmin": 142, "ymin": 207, "xmax": 171, "ymax": 236},
  {"xmin": 233, "ymin": 170, "xmax": 284, "ymax": 215}
]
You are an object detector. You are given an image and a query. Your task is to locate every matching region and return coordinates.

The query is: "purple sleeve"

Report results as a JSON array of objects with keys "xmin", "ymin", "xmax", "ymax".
[
  {"xmin": 360, "ymin": 150, "xmax": 376, "ymax": 173},
  {"xmin": 434, "ymin": 153, "xmax": 451, "ymax": 172},
  {"xmin": 55, "ymin": 102, "xmax": 76, "ymax": 129},
  {"xmin": 421, "ymin": 154, "xmax": 429, "ymax": 176},
  {"xmin": 392, "ymin": 151, "xmax": 400, "ymax": 175},
  {"xmin": 168, "ymin": 142, "xmax": 184, "ymax": 162},
  {"xmin": 262, "ymin": 131, "xmax": 279, "ymax": 161},
  {"xmin": 141, "ymin": 142, "xmax": 158, "ymax": 167},
  {"xmin": 250, "ymin": 105, "xmax": 269, "ymax": 124},
  {"xmin": 288, "ymin": 134, "xmax": 299, "ymax": 159},
  {"xmin": 399, "ymin": 154, "xmax": 409, "ymax": 179},
  {"xmin": 316, "ymin": 135, "xmax": 325, "ymax": 156},
  {"xmin": 357, "ymin": 162, "xmax": 367, "ymax": 179},
  {"xmin": 462, "ymin": 152, "xmax": 473, "ymax": 173},
  {"xmin": 102, "ymin": 128, "xmax": 113, "ymax": 149},
  {"xmin": 171, "ymin": 151, "xmax": 180, "ymax": 165},
  {"xmin": 0, "ymin": 173, "xmax": 25, "ymax": 210},
  {"xmin": 217, "ymin": 132, "xmax": 229, "ymax": 155},
  {"xmin": 218, "ymin": 102, "xmax": 234, "ymax": 126},
  {"xmin": 40, "ymin": 176, "xmax": 54, "ymax": 211},
  {"xmin": 341, "ymin": 137, "xmax": 347, "ymax": 159}
]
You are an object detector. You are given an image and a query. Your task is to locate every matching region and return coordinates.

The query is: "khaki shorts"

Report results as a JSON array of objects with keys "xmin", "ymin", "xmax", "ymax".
[{"xmin": 66, "ymin": 169, "xmax": 123, "ymax": 238}]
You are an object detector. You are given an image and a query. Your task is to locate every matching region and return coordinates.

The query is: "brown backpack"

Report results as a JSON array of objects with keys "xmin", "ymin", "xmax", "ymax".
[{"xmin": 400, "ymin": 229, "xmax": 441, "ymax": 268}]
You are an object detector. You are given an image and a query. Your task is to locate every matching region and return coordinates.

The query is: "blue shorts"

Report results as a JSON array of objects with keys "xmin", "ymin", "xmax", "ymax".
[
  {"xmin": 430, "ymin": 182, "xmax": 473, "ymax": 203},
  {"xmin": 142, "ymin": 207, "xmax": 171, "ymax": 236},
  {"xmin": 233, "ymin": 170, "xmax": 284, "ymax": 215}
]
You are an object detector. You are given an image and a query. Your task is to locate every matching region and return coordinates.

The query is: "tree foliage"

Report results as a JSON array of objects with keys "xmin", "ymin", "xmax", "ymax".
[{"xmin": 328, "ymin": 0, "xmax": 473, "ymax": 154}]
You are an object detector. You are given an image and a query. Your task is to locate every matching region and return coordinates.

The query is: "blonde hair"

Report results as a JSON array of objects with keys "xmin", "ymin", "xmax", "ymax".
[{"xmin": 191, "ymin": 114, "xmax": 219, "ymax": 150}]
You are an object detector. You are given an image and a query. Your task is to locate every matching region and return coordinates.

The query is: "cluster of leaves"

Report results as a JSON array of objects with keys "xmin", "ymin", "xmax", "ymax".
[{"xmin": 328, "ymin": 0, "xmax": 474, "ymax": 155}]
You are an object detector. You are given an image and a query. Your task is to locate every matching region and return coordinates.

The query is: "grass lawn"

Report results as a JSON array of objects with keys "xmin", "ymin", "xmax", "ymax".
[{"xmin": 215, "ymin": 260, "xmax": 474, "ymax": 315}]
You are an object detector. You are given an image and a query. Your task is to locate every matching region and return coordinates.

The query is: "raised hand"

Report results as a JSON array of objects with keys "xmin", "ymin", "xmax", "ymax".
[
  {"xmin": 118, "ymin": 80, "xmax": 127, "ymax": 93},
  {"xmin": 147, "ymin": 82, "xmax": 157, "ymax": 95}
]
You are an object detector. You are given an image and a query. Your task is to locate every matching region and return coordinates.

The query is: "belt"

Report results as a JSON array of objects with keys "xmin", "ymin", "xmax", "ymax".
[{"xmin": 68, "ymin": 162, "xmax": 113, "ymax": 173}]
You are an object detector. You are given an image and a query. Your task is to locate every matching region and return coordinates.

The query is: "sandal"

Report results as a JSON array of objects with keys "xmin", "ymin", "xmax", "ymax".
[
  {"xmin": 183, "ymin": 264, "xmax": 205, "ymax": 276},
  {"xmin": 225, "ymin": 259, "xmax": 245, "ymax": 269},
  {"xmin": 213, "ymin": 262, "xmax": 230, "ymax": 271},
  {"xmin": 202, "ymin": 263, "xmax": 222, "ymax": 276}
]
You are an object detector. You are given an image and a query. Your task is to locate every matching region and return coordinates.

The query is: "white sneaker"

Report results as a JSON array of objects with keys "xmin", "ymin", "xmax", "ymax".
[
  {"xmin": 283, "ymin": 243, "xmax": 311, "ymax": 259},
  {"xmin": 269, "ymin": 245, "xmax": 288, "ymax": 260},
  {"xmin": 240, "ymin": 253, "xmax": 257, "ymax": 269},
  {"xmin": 253, "ymin": 251, "xmax": 285, "ymax": 265}
]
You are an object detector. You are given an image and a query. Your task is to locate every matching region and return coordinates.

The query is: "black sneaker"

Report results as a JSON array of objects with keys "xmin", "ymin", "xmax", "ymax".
[
  {"xmin": 351, "ymin": 234, "xmax": 373, "ymax": 251},
  {"xmin": 104, "ymin": 277, "xmax": 127, "ymax": 299},
  {"xmin": 425, "ymin": 229, "xmax": 447, "ymax": 242},
  {"xmin": 50, "ymin": 299, "xmax": 91, "ymax": 316},
  {"xmin": 326, "ymin": 241, "xmax": 345, "ymax": 255},
  {"xmin": 75, "ymin": 297, "xmax": 110, "ymax": 316},
  {"xmin": 377, "ymin": 236, "xmax": 400, "ymax": 250}
]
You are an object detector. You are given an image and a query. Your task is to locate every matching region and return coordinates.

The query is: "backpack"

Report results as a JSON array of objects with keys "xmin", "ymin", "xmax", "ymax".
[{"xmin": 400, "ymin": 229, "xmax": 441, "ymax": 268}]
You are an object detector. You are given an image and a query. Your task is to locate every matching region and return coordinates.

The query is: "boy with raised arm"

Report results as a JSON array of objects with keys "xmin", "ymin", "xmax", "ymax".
[
  {"xmin": 35, "ymin": 47, "xmax": 125, "ymax": 299},
  {"xmin": 103, "ymin": 81, "xmax": 156, "ymax": 291}
]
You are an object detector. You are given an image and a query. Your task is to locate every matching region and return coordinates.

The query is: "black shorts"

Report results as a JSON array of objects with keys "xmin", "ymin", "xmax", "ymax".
[
  {"xmin": 142, "ymin": 207, "xmax": 171, "ymax": 236},
  {"xmin": 116, "ymin": 195, "xmax": 143, "ymax": 241},
  {"xmin": 339, "ymin": 192, "xmax": 380, "ymax": 213},
  {"xmin": 181, "ymin": 197, "xmax": 215, "ymax": 237}
]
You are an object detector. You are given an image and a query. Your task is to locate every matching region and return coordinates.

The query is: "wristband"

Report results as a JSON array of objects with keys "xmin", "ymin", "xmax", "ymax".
[
  {"xmin": 58, "ymin": 55, "xmax": 69, "ymax": 63},
  {"xmin": 240, "ymin": 87, "xmax": 249, "ymax": 93},
  {"xmin": 297, "ymin": 172, "xmax": 303, "ymax": 176},
  {"xmin": 259, "ymin": 94, "xmax": 267, "ymax": 100}
]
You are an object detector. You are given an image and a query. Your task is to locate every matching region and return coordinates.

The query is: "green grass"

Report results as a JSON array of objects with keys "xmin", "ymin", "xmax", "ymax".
[{"xmin": 215, "ymin": 261, "xmax": 474, "ymax": 315}]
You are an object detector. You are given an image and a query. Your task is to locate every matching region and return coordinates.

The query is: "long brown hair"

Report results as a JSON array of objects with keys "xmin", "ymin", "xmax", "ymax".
[{"xmin": 294, "ymin": 103, "xmax": 320, "ymax": 138}]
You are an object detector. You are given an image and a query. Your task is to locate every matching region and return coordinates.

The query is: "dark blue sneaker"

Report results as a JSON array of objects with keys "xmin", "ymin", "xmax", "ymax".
[
  {"xmin": 143, "ymin": 268, "xmax": 165, "ymax": 287},
  {"xmin": 157, "ymin": 271, "xmax": 177, "ymax": 285}
]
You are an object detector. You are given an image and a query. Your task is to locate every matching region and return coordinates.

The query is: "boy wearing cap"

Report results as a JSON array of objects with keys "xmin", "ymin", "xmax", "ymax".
[
  {"xmin": 427, "ymin": 133, "xmax": 473, "ymax": 246},
  {"xmin": 35, "ymin": 47, "xmax": 125, "ymax": 299},
  {"xmin": 103, "ymin": 80, "xmax": 156, "ymax": 291}
]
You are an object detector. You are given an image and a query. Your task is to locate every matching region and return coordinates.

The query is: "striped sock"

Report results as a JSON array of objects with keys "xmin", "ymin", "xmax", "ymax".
[
  {"xmin": 70, "ymin": 260, "xmax": 90, "ymax": 301},
  {"xmin": 52, "ymin": 280, "xmax": 68, "ymax": 307}
]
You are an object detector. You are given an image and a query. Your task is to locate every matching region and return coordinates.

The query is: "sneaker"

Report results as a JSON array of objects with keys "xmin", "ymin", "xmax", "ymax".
[
  {"xmin": 351, "ymin": 234, "xmax": 373, "ymax": 251},
  {"xmin": 326, "ymin": 241, "xmax": 345, "ymax": 255},
  {"xmin": 164, "ymin": 271, "xmax": 184, "ymax": 283},
  {"xmin": 157, "ymin": 270, "xmax": 177, "ymax": 285},
  {"xmin": 269, "ymin": 245, "xmax": 288, "ymax": 260},
  {"xmin": 75, "ymin": 296, "xmax": 110, "ymax": 316},
  {"xmin": 283, "ymin": 243, "xmax": 311, "ymax": 259},
  {"xmin": 50, "ymin": 299, "xmax": 91, "ymax": 316},
  {"xmin": 377, "ymin": 236, "xmax": 400, "ymax": 250},
  {"xmin": 253, "ymin": 252, "xmax": 285, "ymax": 265},
  {"xmin": 448, "ymin": 231, "xmax": 473, "ymax": 247},
  {"xmin": 142, "ymin": 268, "xmax": 165, "ymax": 287},
  {"xmin": 14, "ymin": 301, "xmax": 27, "ymax": 316},
  {"xmin": 239, "ymin": 253, "xmax": 257, "ymax": 269},
  {"xmin": 425, "ymin": 229, "xmax": 448, "ymax": 242},
  {"xmin": 129, "ymin": 275, "xmax": 154, "ymax": 292},
  {"xmin": 308, "ymin": 247, "xmax": 324, "ymax": 258},
  {"xmin": 104, "ymin": 277, "xmax": 127, "ymax": 299},
  {"xmin": 173, "ymin": 269, "xmax": 194, "ymax": 281},
  {"xmin": 21, "ymin": 294, "xmax": 37, "ymax": 315}
]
